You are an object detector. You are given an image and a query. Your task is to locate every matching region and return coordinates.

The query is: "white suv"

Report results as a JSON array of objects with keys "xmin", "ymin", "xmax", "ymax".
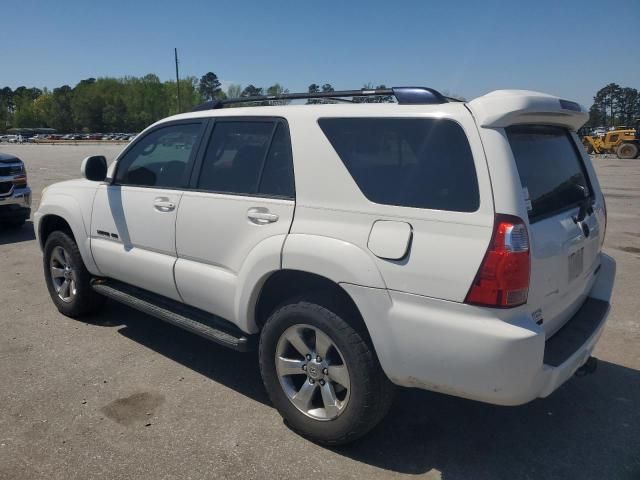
[{"xmin": 35, "ymin": 87, "xmax": 616, "ymax": 444}]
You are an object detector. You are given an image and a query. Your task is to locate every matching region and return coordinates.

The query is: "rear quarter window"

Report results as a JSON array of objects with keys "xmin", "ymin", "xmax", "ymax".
[
  {"xmin": 506, "ymin": 125, "xmax": 592, "ymax": 222},
  {"xmin": 318, "ymin": 118, "xmax": 479, "ymax": 212}
]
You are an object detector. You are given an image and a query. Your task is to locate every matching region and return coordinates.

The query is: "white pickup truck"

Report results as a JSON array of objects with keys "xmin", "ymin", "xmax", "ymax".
[{"xmin": 35, "ymin": 87, "xmax": 615, "ymax": 445}]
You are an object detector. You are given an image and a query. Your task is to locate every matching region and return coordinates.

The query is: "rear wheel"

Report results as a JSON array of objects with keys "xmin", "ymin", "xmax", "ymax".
[
  {"xmin": 616, "ymin": 142, "xmax": 639, "ymax": 159},
  {"xmin": 43, "ymin": 231, "xmax": 105, "ymax": 317},
  {"xmin": 259, "ymin": 295, "xmax": 395, "ymax": 445}
]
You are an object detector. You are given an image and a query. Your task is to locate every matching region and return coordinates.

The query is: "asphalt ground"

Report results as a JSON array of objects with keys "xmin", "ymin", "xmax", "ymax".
[{"xmin": 0, "ymin": 144, "xmax": 638, "ymax": 480}]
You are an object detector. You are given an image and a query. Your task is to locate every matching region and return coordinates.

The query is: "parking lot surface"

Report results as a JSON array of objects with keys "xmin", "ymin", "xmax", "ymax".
[{"xmin": 1, "ymin": 144, "xmax": 639, "ymax": 480}]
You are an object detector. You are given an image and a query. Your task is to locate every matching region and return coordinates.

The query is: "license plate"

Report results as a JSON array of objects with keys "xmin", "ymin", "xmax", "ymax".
[{"xmin": 568, "ymin": 247, "xmax": 584, "ymax": 282}]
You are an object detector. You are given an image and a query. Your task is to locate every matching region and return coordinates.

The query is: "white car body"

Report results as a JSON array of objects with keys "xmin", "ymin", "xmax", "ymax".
[{"xmin": 35, "ymin": 89, "xmax": 615, "ymax": 406}]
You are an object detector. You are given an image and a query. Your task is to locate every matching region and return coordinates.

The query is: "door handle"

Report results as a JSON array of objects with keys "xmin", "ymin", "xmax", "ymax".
[
  {"xmin": 154, "ymin": 198, "xmax": 176, "ymax": 212},
  {"xmin": 247, "ymin": 208, "xmax": 279, "ymax": 224}
]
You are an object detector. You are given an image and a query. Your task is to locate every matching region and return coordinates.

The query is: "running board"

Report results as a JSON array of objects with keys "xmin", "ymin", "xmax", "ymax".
[{"xmin": 91, "ymin": 279, "xmax": 255, "ymax": 352}]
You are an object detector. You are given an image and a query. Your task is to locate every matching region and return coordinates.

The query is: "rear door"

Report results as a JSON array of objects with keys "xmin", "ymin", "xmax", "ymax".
[
  {"xmin": 174, "ymin": 118, "xmax": 295, "ymax": 324},
  {"xmin": 506, "ymin": 125, "xmax": 604, "ymax": 335}
]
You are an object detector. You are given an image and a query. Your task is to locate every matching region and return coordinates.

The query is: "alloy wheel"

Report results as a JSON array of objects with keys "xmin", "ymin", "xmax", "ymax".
[
  {"xmin": 275, "ymin": 324, "xmax": 351, "ymax": 421},
  {"xmin": 49, "ymin": 246, "xmax": 77, "ymax": 303}
]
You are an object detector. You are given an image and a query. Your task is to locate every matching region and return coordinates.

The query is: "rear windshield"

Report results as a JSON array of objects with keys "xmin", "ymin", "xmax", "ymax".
[
  {"xmin": 506, "ymin": 125, "xmax": 591, "ymax": 222},
  {"xmin": 318, "ymin": 118, "xmax": 479, "ymax": 212}
]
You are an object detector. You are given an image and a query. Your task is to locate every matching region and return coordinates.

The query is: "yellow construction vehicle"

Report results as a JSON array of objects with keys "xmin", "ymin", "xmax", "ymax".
[{"xmin": 582, "ymin": 122, "xmax": 640, "ymax": 159}]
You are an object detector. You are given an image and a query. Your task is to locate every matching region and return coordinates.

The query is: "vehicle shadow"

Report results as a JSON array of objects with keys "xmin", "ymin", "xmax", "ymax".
[
  {"xmin": 98, "ymin": 300, "xmax": 269, "ymax": 405},
  {"xmin": 335, "ymin": 362, "xmax": 640, "ymax": 479},
  {"xmin": 0, "ymin": 221, "xmax": 36, "ymax": 245},
  {"xmin": 94, "ymin": 300, "xmax": 639, "ymax": 479}
]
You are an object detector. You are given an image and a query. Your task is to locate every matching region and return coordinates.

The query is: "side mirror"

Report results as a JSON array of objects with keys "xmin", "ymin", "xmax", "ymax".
[{"xmin": 81, "ymin": 155, "xmax": 107, "ymax": 181}]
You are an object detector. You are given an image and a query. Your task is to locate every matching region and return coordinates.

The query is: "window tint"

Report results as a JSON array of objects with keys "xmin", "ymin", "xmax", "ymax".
[
  {"xmin": 506, "ymin": 125, "xmax": 591, "ymax": 221},
  {"xmin": 318, "ymin": 118, "xmax": 479, "ymax": 212},
  {"xmin": 115, "ymin": 123, "xmax": 201, "ymax": 188},
  {"xmin": 198, "ymin": 121, "xmax": 273, "ymax": 195},
  {"xmin": 258, "ymin": 123, "xmax": 295, "ymax": 198}
]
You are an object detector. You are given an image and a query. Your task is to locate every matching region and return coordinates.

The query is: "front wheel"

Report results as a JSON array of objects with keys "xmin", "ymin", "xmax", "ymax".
[
  {"xmin": 43, "ymin": 230, "xmax": 105, "ymax": 318},
  {"xmin": 259, "ymin": 296, "xmax": 395, "ymax": 445}
]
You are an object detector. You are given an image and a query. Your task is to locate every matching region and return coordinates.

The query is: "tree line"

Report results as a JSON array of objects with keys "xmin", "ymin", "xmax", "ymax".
[
  {"xmin": 0, "ymin": 75, "xmax": 200, "ymax": 133},
  {"xmin": 0, "ymin": 71, "xmax": 394, "ymax": 133},
  {"xmin": 586, "ymin": 83, "xmax": 640, "ymax": 128},
  {"xmin": 2, "ymin": 72, "xmax": 635, "ymax": 133}
]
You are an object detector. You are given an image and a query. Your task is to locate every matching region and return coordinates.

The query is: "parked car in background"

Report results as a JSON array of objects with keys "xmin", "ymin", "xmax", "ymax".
[{"xmin": 0, "ymin": 153, "xmax": 31, "ymax": 227}]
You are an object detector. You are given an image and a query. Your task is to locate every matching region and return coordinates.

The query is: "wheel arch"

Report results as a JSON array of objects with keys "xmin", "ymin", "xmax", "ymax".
[
  {"xmin": 36, "ymin": 198, "xmax": 100, "ymax": 275},
  {"xmin": 235, "ymin": 233, "xmax": 387, "ymax": 334},
  {"xmin": 253, "ymin": 269, "xmax": 374, "ymax": 346},
  {"xmin": 38, "ymin": 214, "xmax": 75, "ymax": 247}
]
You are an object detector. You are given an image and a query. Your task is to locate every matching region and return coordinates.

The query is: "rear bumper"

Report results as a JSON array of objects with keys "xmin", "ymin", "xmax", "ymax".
[
  {"xmin": 533, "ymin": 297, "xmax": 609, "ymax": 398},
  {"xmin": 343, "ymin": 253, "xmax": 616, "ymax": 406}
]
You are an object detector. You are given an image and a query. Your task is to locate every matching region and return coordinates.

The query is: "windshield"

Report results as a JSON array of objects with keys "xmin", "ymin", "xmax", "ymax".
[{"xmin": 506, "ymin": 125, "xmax": 592, "ymax": 222}]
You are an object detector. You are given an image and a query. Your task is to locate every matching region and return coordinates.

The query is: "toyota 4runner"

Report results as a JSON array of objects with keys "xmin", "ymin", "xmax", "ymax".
[{"xmin": 35, "ymin": 87, "xmax": 616, "ymax": 444}]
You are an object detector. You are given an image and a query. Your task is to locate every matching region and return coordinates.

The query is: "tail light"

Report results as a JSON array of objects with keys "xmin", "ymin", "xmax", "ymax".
[{"xmin": 465, "ymin": 214, "xmax": 530, "ymax": 308}]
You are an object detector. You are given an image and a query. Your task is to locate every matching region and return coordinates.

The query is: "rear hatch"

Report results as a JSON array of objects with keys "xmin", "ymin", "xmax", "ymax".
[{"xmin": 506, "ymin": 125, "xmax": 603, "ymax": 336}]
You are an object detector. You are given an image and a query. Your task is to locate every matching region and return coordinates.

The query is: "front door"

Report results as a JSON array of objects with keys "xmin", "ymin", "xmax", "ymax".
[
  {"xmin": 91, "ymin": 121, "xmax": 205, "ymax": 301},
  {"xmin": 174, "ymin": 118, "xmax": 296, "ymax": 324}
]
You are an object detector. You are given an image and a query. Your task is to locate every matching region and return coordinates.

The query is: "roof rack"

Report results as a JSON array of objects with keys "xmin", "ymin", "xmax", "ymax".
[{"xmin": 192, "ymin": 86, "xmax": 454, "ymax": 112}]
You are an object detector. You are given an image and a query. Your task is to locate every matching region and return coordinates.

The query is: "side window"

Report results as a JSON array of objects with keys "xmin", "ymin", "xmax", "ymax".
[
  {"xmin": 318, "ymin": 118, "xmax": 479, "ymax": 212},
  {"xmin": 258, "ymin": 123, "xmax": 295, "ymax": 198},
  {"xmin": 115, "ymin": 123, "xmax": 202, "ymax": 188},
  {"xmin": 197, "ymin": 121, "xmax": 274, "ymax": 195}
]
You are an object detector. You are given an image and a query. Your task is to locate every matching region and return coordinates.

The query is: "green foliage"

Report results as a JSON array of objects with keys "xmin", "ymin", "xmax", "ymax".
[
  {"xmin": 48, "ymin": 86, "xmax": 74, "ymax": 132},
  {"xmin": 587, "ymin": 83, "xmax": 640, "ymax": 127},
  {"xmin": 306, "ymin": 83, "xmax": 337, "ymax": 104},
  {"xmin": 240, "ymin": 85, "xmax": 266, "ymax": 106},
  {"xmin": 266, "ymin": 83, "xmax": 290, "ymax": 106},
  {"xmin": 226, "ymin": 84, "xmax": 242, "ymax": 99},
  {"xmin": 241, "ymin": 85, "xmax": 263, "ymax": 97},
  {"xmin": 306, "ymin": 84, "xmax": 321, "ymax": 104},
  {"xmin": 0, "ymin": 74, "xmax": 210, "ymax": 133},
  {"xmin": 198, "ymin": 72, "xmax": 222, "ymax": 101},
  {"xmin": 3, "ymin": 74, "xmax": 634, "ymax": 134}
]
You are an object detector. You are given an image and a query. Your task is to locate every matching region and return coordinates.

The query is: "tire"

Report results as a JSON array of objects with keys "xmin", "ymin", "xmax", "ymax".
[
  {"xmin": 43, "ymin": 230, "xmax": 105, "ymax": 318},
  {"xmin": 259, "ymin": 294, "xmax": 395, "ymax": 445},
  {"xmin": 616, "ymin": 142, "xmax": 639, "ymax": 159}
]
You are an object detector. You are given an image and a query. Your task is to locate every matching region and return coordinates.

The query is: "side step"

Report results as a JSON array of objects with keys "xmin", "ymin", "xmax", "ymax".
[{"xmin": 91, "ymin": 279, "xmax": 255, "ymax": 352}]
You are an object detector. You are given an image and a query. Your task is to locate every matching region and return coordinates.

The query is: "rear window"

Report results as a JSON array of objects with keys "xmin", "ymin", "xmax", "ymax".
[
  {"xmin": 506, "ymin": 125, "xmax": 591, "ymax": 221},
  {"xmin": 318, "ymin": 118, "xmax": 479, "ymax": 212}
]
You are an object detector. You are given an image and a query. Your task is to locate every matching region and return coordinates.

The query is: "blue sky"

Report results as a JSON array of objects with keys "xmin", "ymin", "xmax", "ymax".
[{"xmin": 2, "ymin": 0, "xmax": 638, "ymax": 107}]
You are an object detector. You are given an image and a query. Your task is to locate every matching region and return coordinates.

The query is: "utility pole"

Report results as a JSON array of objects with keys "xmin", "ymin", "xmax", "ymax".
[{"xmin": 175, "ymin": 48, "xmax": 181, "ymax": 113}]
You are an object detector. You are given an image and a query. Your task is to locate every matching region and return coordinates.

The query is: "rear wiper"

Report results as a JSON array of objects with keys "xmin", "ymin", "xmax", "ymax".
[{"xmin": 571, "ymin": 185, "xmax": 594, "ymax": 223}]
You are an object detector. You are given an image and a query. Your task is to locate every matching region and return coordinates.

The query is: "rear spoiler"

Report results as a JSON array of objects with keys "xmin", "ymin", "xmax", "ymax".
[{"xmin": 467, "ymin": 90, "xmax": 589, "ymax": 131}]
